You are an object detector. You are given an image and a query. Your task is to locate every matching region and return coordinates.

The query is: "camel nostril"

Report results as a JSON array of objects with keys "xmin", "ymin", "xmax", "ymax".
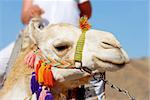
[{"xmin": 101, "ymin": 42, "xmax": 114, "ymax": 49}]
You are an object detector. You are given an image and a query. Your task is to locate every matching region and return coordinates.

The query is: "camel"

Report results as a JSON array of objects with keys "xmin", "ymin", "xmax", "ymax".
[{"xmin": 0, "ymin": 18, "xmax": 129, "ymax": 100}]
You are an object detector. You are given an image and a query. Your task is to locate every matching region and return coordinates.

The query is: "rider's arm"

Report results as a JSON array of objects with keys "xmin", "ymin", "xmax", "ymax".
[
  {"xmin": 21, "ymin": 0, "xmax": 44, "ymax": 25},
  {"xmin": 78, "ymin": 0, "xmax": 92, "ymax": 19}
]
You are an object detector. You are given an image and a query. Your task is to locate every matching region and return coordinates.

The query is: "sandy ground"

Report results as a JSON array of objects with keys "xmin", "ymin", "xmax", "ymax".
[{"xmin": 105, "ymin": 58, "xmax": 149, "ymax": 100}]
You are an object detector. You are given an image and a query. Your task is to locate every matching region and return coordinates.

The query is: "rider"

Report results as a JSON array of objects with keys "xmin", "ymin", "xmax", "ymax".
[{"xmin": 21, "ymin": 0, "xmax": 92, "ymax": 26}]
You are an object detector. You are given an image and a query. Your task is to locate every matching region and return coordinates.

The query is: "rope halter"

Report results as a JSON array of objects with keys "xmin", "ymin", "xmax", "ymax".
[{"xmin": 74, "ymin": 16, "xmax": 91, "ymax": 69}]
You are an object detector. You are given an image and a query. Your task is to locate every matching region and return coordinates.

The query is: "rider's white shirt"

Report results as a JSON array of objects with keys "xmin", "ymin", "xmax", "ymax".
[{"xmin": 33, "ymin": 0, "xmax": 88, "ymax": 26}]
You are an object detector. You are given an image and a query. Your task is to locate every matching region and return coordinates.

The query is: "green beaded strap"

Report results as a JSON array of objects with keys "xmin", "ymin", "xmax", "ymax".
[
  {"xmin": 74, "ymin": 16, "xmax": 91, "ymax": 63},
  {"xmin": 74, "ymin": 31, "xmax": 86, "ymax": 62}
]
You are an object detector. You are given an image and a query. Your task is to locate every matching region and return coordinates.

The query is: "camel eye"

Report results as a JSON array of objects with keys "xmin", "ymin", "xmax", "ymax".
[
  {"xmin": 38, "ymin": 18, "xmax": 49, "ymax": 29},
  {"xmin": 54, "ymin": 45, "xmax": 69, "ymax": 51},
  {"xmin": 38, "ymin": 24, "xmax": 45, "ymax": 29},
  {"xmin": 52, "ymin": 39, "xmax": 73, "ymax": 58},
  {"xmin": 53, "ymin": 39, "xmax": 73, "ymax": 52},
  {"xmin": 52, "ymin": 40, "xmax": 72, "ymax": 57}
]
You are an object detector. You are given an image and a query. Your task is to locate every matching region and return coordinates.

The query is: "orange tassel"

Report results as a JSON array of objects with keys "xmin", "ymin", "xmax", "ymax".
[
  {"xmin": 79, "ymin": 16, "xmax": 91, "ymax": 31},
  {"xmin": 38, "ymin": 63, "xmax": 47, "ymax": 84}
]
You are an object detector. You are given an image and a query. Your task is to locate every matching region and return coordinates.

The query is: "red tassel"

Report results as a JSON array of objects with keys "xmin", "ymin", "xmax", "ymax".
[
  {"xmin": 43, "ymin": 65, "xmax": 54, "ymax": 88},
  {"xmin": 24, "ymin": 51, "xmax": 36, "ymax": 68},
  {"xmin": 35, "ymin": 60, "xmax": 43, "ymax": 80}
]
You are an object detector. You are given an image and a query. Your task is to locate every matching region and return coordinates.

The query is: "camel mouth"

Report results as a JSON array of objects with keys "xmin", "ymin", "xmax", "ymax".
[
  {"xmin": 93, "ymin": 56, "xmax": 126, "ymax": 71},
  {"xmin": 95, "ymin": 57, "xmax": 126, "ymax": 66}
]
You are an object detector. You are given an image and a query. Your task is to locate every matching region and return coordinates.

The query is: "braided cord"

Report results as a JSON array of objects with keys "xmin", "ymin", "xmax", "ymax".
[
  {"xmin": 74, "ymin": 16, "xmax": 91, "ymax": 63},
  {"xmin": 74, "ymin": 31, "xmax": 86, "ymax": 62}
]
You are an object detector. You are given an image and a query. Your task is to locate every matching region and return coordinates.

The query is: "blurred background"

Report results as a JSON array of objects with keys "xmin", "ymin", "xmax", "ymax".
[{"xmin": 0, "ymin": 0, "xmax": 149, "ymax": 100}]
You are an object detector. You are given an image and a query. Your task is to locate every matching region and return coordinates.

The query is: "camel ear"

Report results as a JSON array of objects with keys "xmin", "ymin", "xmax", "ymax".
[
  {"xmin": 28, "ymin": 17, "xmax": 44, "ymax": 44},
  {"xmin": 21, "ymin": 17, "xmax": 49, "ymax": 50}
]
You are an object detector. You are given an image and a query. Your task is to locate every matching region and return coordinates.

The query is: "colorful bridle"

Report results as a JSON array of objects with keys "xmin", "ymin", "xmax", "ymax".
[{"xmin": 25, "ymin": 16, "xmax": 92, "ymax": 100}]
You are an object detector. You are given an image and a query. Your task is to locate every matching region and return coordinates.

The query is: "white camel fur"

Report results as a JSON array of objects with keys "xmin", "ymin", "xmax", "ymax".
[{"xmin": 0, "ymin": 18, "xmax": 129, "ymax": 99}]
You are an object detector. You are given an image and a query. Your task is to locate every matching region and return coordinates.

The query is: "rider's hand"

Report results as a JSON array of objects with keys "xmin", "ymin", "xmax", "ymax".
[
  {"xmin": 29, "ymin": 5, "xmax": 44, "ymax": 18},
  {"xmin": 21, "ymin": 4, "xmax": 44, "ymax": 25}
]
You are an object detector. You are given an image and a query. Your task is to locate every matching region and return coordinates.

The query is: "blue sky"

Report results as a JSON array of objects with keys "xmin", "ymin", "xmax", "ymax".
[{"xmin": 0, "ymin": 0, "xmax": 149, "ymax": 58}]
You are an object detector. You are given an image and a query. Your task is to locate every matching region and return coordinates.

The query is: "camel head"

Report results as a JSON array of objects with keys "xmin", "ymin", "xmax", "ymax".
[
  {"xmin": 0, "ymin": 18, "xmax": 130, "ymax": 99},
  {"xmin": 24, "ymin": 17, "xmax": 129, "ymax": 85}
]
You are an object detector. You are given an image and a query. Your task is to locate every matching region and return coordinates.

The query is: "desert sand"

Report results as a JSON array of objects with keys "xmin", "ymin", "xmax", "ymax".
[{"xmin": 86, "ymin": 57, "xmax": 150, "ymax": 100}]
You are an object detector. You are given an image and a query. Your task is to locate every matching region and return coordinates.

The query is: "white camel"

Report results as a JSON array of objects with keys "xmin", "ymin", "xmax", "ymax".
[{"xmin": 0, "ymin": 18, "xmax": 129, "ymax": 100}]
